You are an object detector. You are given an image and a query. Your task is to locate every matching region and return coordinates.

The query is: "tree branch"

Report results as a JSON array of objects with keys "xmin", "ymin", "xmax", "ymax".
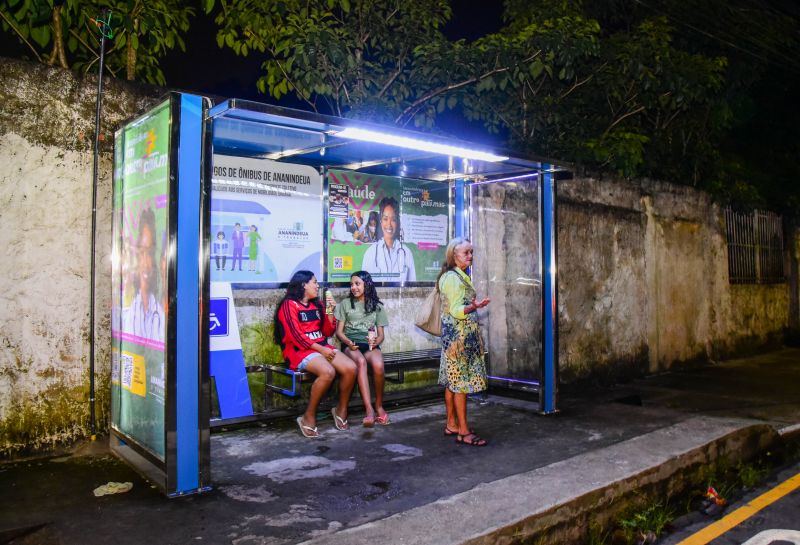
[
  {"xmin": 558, "ymin": 64, "xmax": 605, "ymax": 101},
  {"xmin": 51, "ymin": 5, "xmax": 68, "ymax": 68},
  {"xmin": 269, "ymin": 54, "xmax": 318, "ymax": 111},
  {"xmin": 377, "ymin": 46, "xmax": 408, "ymax": 98},
  {"xmin": 604, "ymin": 105, "xmax": 646, "ymax": 135},
  {"xmin": 0, "ymin": 9, "xmax": 44, "ymax": 63},
  {"xmin": 395, "ymin": 56, "xmax": 533, "ymax": 125}
]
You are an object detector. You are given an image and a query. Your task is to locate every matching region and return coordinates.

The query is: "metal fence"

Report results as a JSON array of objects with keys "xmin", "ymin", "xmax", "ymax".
[{"xmin": 724, "ymin": 207, "xmax": 785, "ymax": 284}]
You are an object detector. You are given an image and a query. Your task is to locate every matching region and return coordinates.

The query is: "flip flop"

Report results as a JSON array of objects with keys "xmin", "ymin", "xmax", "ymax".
[
  {"xmin": 296, "ymin": 416, "xmax": 320, "ymax": 438},
  {"xmin": 444, "ymin": 427, "xmax": 474, "ymax": 436},
  {"xmin": 456, "ymin": 433, "xmax": 488, "ymax": 447},
  {"xmin": 375, "ymin": 413, "xmax": 390, "ymax": 426},
  {"xmin": 362, "ymin": 415, "xmax": 375, "ymax": 428},
  {"xmin": 331, "ymin": 407, "xmax": 349, "ymax": 431}
]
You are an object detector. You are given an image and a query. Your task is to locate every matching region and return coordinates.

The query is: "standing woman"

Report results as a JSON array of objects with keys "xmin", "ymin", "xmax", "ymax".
[
  {"xmin": 437, "ymin": 238, "xmax": 490, "ymax": 446},
  {"xmin": 275, "ymin": 270, "xmax": 357, "ymax": 438}
]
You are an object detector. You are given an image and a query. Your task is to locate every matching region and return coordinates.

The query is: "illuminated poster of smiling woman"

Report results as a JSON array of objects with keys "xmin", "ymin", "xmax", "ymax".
[
  {"xmin": 327, "ymin": 169, "xmax": 449, "ymax": 283},
  {"xmin": 110, "ymin": 100, "xmax": 171, "ymax": 460}
]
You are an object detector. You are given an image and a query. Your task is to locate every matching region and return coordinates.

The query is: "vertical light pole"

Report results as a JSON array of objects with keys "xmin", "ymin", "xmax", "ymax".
[{"xmin": 89, "ymin": 10, "xmax": 112, "ymax": 438}]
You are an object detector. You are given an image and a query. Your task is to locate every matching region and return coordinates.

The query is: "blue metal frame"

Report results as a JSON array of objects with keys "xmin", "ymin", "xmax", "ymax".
[
  {"xmin": 540, "ymin": 165, "xmax": 558, "ymax": 414},
  {"xmin": 455, "ymin": 178, "xmax": 466, "ymax": 238},
  {"xmin": 173, "ymin": 94, "xmax": 203, "ymax": 494},
  {"xmin": 270, "ymin": 367, "xmax": 304, "ymax": 397}
]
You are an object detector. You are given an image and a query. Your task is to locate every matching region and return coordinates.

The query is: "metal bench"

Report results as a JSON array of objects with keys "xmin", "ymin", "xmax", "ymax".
[
  {"xmin": 383, "ymin": 348, "xmax": 440, "ymax": 383},
  {"xmin": 247, "ymin": 348, "xmax": 441, "ymax": 398}
]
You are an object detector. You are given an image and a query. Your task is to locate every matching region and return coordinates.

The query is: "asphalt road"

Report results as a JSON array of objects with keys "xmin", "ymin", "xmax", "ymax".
[{"xmin": 662, "ymin": 461, "xmax": 800, "ymax": 545}]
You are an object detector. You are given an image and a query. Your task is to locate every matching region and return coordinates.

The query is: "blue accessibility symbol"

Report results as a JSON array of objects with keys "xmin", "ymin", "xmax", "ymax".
[{"xmin": 209, "ymin": 298, "xmax": 229, "ymax": 337}]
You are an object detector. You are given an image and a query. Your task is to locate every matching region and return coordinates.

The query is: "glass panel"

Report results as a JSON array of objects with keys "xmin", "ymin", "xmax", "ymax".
[
  {"xmin": 110, "ymin": 99, "xmax": 171, "ymax": 460},
  {"xmin": 470, "ymin": 180, "xmax": 542, "ymax": 382}
]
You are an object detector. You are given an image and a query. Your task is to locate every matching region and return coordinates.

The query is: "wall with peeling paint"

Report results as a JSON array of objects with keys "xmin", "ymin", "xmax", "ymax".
[
  {"xmin": 558, "ymin": 178, "xmax": 794, "ymax": 382},
  {"xmin": 0, "ymin": 57, "xmax": 796, "ymax": 457},
  {"xmin": 0, "ymin": 58, "xmax": 163, "ymax": 456}
]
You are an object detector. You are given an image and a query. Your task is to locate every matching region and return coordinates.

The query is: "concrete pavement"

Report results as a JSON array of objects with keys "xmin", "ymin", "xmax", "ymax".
[{"xmin": 1, "ymin": 348, "xmax": 799, "ymax": 545}]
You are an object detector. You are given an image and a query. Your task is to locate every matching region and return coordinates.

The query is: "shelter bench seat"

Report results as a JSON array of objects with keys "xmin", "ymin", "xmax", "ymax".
[{"xmin": 246, "ymin": 348, "xmax": 440, "ymax": 398}]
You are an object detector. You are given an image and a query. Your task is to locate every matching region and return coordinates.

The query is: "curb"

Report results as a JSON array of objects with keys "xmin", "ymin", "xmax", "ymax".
[{"xmin": 299, "ymin": 417, "xmax": 781, "ymax": 545}]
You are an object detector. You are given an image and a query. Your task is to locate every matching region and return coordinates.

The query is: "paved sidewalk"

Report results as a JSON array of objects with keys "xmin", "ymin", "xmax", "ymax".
[{"xmin": 1, "ymin": 348, "xmax": 798, "ymax": 545}]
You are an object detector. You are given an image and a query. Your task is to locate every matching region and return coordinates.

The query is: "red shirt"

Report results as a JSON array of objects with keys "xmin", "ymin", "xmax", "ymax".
[{"xmin": 277, "ymin": 299, "xmax": 336, "ymax": 370}]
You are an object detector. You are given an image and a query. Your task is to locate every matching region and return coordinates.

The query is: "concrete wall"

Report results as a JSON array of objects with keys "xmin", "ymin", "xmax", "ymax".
[
  {"xmin": 558, "ymin": 178, "xmax": 791, "ymax": 382},
  {"xmin": 0, "ymin": 57, "xmax": 794, "ymax": 456},
  {"xmin": 0, "ymin": 58, "xmax": 163, "ymax": 456}
]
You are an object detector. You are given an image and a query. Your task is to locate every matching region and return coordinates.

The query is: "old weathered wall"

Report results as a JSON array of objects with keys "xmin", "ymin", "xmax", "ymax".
[
  {"xmin": 558, "ymin": 178, "xmax": 791, "ymax": 382},
  {"xmin": 0, "ymin": 58, "xmax": 163, "ymax": 456}
]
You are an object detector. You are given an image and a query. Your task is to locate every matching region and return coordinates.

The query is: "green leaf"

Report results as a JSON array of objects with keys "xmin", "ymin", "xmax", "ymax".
[
  {"xmin": 29, "ymin": 25, "xmax": 50, "ymax": 48},
  {"xmin": 530, "ymin": 59, "xmax": 544, "ymax": 78},
  {"xmin": 340, "ymin": 0, "xmax": 350, "ymax": 13},
  {"xmin": 204, "ymin": 0, "xmax": 215, "ymax": 15}
]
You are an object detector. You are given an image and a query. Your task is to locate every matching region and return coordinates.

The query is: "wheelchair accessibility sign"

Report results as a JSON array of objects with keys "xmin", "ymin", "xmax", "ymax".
[{"xmin": 209, "ymin": 298, "xmax": 229, "ymax": 337}]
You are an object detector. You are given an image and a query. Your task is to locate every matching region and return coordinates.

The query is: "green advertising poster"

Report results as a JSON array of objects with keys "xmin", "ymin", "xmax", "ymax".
[
  {"xmin": 111, "ymin": 100, "xmax": 171, "ymax": 461},
  {"xmin": 327, "ymin": 170, "xmax": 449, "ymax": 283}
]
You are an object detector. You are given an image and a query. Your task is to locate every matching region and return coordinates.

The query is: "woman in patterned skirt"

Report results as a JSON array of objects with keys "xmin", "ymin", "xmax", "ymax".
[{"xmin": 437, "ymin": 237, "xmax": 490, "ymax": 446}]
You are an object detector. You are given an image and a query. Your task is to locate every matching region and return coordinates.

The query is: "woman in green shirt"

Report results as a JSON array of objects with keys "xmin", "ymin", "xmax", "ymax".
[
  {"xmin": 437, "ymin": 238, "xmax": 490, "ymax": 446},
  {"xmin": 335, "ymin": 271, "xmax": 391, "ymax": 427}
]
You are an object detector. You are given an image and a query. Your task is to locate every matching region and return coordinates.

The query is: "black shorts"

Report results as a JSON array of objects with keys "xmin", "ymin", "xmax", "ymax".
[{"xmin": 342, "ymin": 342, "xmax": 380, "ymax": 353}]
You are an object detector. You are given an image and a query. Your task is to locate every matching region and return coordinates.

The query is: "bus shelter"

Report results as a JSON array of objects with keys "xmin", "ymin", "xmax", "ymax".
[{"xmin": 109, "ymin": 92, "xmax": 567, "ymax": 496}]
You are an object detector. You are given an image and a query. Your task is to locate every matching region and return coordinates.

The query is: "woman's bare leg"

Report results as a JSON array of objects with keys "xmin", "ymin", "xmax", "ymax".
[
  {"xmin": 345, "ymin": 348, "xmax": 373, "ymax": 417},
  {"xmin": 302, "ymin": 357, "xmax": 336, "ymax": 429},
  {"xmin": 329, "ymin": 351, "xmax": 357, "ymax": 421},
  {"xmin": 453, "ymin": 391, "xmax": 470, "ymax": 436},
  {"xmin": 445, "ymin": 388, "xmax": 458, "ymax": 432},
  {"xmin": 365, "ymin": 350, "xmax": 386, "ymax": 416}
]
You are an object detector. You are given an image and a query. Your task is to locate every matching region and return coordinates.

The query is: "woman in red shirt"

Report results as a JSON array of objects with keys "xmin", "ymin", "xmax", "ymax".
[{"xmin": 275, "ymin": 270, "xmax": 356, "ymax": 438}]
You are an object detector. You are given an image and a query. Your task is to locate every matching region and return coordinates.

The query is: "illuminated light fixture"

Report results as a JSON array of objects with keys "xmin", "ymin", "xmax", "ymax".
[{"xmin": 337, "ymin": 127, "xmax": 509, "ymax": 163}]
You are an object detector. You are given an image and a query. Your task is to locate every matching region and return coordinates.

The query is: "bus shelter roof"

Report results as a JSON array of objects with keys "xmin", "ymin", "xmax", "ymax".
[{"xmin": 208, "ymin": 99, "xmax": 569, "ymax": 183}]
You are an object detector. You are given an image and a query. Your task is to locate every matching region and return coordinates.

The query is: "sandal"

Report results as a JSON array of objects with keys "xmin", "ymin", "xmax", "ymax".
[
  {"xmin": 331, "ymin": 407, "xmax": 349, "ymax": 431},
  {"xmin": 444, "ymin": 427, "xmax": 474, "ymax": 436},
  {"xmin": 456, "ymin": 433, "xmax": 488, "ymax": 447},
  {"xmin": 362, "ymin": 414, "xmax": 375, "ymax": 428},
  {"xmin": 375, "ymin": 412, "xmax": 390, "ymax": 426},
  {"xmin": 296, "ymin": 416, "xmax": 320, "ymax": 438}
]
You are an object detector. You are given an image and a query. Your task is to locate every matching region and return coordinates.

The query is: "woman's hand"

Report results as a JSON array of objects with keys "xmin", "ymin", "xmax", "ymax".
[
  {"xmin": 466, "ymin": 297, "xmax": 490, "ymax": 313},
  {"xmin": 320, "ymin": 346, "xmax": 337, "ymax": 362}
]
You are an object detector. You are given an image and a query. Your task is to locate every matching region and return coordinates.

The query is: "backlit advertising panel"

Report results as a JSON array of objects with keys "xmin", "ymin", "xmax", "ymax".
[
  {"xmin": 110, "ymin": 100, "xmax": 171, "ymax": 460},
  {"xmin": 327, "ymin": 169, "xmax": 449, "ymax": 283}
]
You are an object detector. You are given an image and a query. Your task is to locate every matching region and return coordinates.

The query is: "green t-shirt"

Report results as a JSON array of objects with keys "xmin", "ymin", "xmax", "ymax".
[{"xmin": 334, "ymin": 299, "xmax": 389, "ymax": 343}]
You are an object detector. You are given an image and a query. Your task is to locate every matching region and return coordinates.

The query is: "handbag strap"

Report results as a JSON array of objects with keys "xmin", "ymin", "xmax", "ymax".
[{"xmin": 437, "ymin": 269, "xmax": 471, "ymax": 292}]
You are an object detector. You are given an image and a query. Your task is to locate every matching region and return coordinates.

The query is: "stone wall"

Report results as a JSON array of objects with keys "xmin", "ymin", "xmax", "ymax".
[
  {"xmin": 0, "ymin": 58, "xmax": 163, "ymax": 456},
  {"xmin": 0, "ymin": 57, "xmax": 795, "ymax": 456},
  {"xmin": 558, "ymin": 178, "xmax": 791, "ymax": 382}
]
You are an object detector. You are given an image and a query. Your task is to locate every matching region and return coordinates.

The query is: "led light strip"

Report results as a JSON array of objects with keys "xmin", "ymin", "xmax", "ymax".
[{"xmin": 337, "ymin": 127, "xmax": 509, "ymax": 163}]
